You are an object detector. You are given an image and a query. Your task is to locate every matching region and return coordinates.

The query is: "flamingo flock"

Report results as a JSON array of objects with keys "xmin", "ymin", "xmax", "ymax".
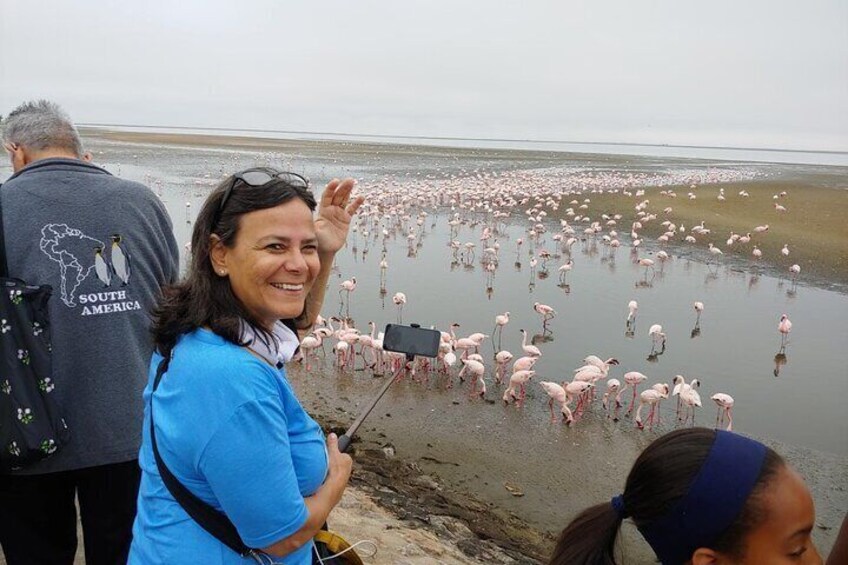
[{"xmin": 294, "ymin": 295, "xmax": 745, "ymax": 434}]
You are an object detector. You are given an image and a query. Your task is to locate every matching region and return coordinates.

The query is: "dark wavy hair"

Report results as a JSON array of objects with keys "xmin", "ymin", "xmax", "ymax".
[
  {"xmin": 549, "ymin": 428, "xmax": 784, "ymax": 564},
  {"xmin": 151, "ymin": 171, "xmax": 316, "ymax": 358}
]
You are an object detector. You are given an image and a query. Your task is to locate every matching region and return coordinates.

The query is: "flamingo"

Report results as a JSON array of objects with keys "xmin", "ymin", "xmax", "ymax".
[
  {"xmin": 617, "ymin": 371, "xmax": 648, "ymax": 416},
  {"xmin": 519, "ymin": 329, "xmax": 542, "ymax": 357},
  {"xmin": 339, "ymin": 276, "xmax": 357, "ymax": 316},
  {"xmin": 626, "ymin": 300, "xmax": 638, "ymax": 324},
  {"xmin": 533, "ymin": 302, "xmax": 556, "ymax": 329},
  {"xmin": 392, "ymin": 292, "xmax": 407, "ymax": 323},
  {"xmin": 671, "ymin": 375, "xmax": 691, "ymax": 420},
  {"xmin": 649, "ymin": 324, "xmax": 666, "ymax": 352},
  {"xmin": 493, "ymin": 311, "xmax": 510, "ymax": 346},
  {"xmin": 512, "ymin": 355, "xmax": 538, "ymax": 374},
  {"xmin": 503, "ymin": 369, "xmax": 535, "ymax": 403},
  {"xmin": 789, "ymin": 264, "xmax": 800, "ymax": 281},
  {"xmin": 558, "ymin": 260, "xmax": 573, "ymax": 284},
  {"xmin": 356, "ymin": 322, "xmax": 378, "ymax": 369},
  {"xmin": 693, "ymin": 301, "xmax": 704, "ymax": 326},
  {"xmin": 711, "ymin": 393, "xmax": 735, "ymax": 431},
  {"xmin": 494, "ymin": 350, "xmax": 514, "ymax": 384},
  {"xmin": 564, "ymin": 380, "xmax": 594, "ymax": 422},
  {"xmin": 602, "ymin": 378, "xmax": 622, "ymax": 419},
  {"xmin": 539, "ymin": 381, "xmax": 566, "ymax": 421},
  {"xmin": 460, "ymin": 359, "xmax": 486, "ymax": 397},
  {"xmin": 637, "ymin": 258, "xmax": 655, "ymax": 277},
  {"xmin": 778, "ymin": 314, "xmax": 792, "ymax": 351},
  {"xmin": 781, "ymin": 244, "xmax": 790, "ymax": 257},
  {"xmin": 707, "ymin": 243, "xmax": 723, "ymax": 265},
  {"xmin": 297, "ymin": 333, "xmax": 324, "ymax": 370},
  {"xmin": 635, "ymin": 387, "xmax": 668, "ymax": 430},
  {"xmin": 680, "ymin": 384, "xmax": 702, "ymax": 425},
  {"xmin": 582, "ymin": 355, "xmax": 619, "ymax": 374}
]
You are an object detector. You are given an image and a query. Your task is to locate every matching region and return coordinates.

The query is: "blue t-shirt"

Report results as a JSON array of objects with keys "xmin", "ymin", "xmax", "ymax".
[{"xmin": 129, "ymin": 329, "xmax": 328, "ymax": 564}]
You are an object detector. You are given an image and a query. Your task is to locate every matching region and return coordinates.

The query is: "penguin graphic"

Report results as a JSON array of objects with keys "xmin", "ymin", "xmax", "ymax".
[
  {"xmin": 93, "ymin": 246, "xmax": 111, "ymax": 287},
  {"xmin": 110, "ymin": 234, "xmax": 131, "ymax": 285}
]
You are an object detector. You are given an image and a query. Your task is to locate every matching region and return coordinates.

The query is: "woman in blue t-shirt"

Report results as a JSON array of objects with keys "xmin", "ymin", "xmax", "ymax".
[{"xmin": 130, "ymin": 168, "xmax": 364, "ymax": 564}]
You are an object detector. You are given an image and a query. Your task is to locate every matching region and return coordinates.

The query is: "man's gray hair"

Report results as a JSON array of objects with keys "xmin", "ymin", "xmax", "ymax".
[{"xmin": 2, "ymin": 100, "xmax": 83, "ymax": 157}]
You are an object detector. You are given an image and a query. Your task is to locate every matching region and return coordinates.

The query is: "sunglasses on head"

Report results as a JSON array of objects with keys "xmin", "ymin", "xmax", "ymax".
[{"xmin": 214, "ymin": 168, "xmax": 310, "ymax": 225}]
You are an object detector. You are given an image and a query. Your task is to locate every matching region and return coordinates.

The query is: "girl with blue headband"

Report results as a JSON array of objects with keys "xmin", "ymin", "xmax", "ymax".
[{"xmin": 550, "ymin": 428, "xmax": 822, "ymax": 564}]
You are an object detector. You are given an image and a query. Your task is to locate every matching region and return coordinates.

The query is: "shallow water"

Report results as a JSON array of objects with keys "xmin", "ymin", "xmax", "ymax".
[{"xmin": 3, "ymin": 135, "xmax": 845, "ymax": 553}]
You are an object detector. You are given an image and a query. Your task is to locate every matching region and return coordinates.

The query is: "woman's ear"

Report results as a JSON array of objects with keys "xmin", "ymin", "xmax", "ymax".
[
  {"xmin": 209, "ymin": 234, "xmax": 228, "ymax": 276},
  {"xmin": 691, "ymin": 547, "xmax": 720, "ymax": 565}
]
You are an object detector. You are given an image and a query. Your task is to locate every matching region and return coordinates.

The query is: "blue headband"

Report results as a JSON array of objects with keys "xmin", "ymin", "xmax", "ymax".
[{"xmin": 630, "ymin": 431, "xmax": 768, "ymax": 564}]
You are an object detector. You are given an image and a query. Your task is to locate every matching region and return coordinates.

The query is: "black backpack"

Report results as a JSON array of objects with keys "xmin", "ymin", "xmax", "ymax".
[{"xmin": 0, "ymin": 186, "xmax": 69, "ymax": 471}]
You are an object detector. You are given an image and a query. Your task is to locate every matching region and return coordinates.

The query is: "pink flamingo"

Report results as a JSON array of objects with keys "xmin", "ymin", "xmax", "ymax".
[
  {"xmin": 339, "ymin": 276, "xmax": 357, "ymax": 315},
  {"xmin": 617, "ymin": 371, "xmax": 648, "ymax": 416},
  {"xmin": 602, "ymin": 378, "xmax": 621, "ymax": 419},
  {"xmin": 539, "ymin": 381, "xmax": 566, "ymax": 422},
  {"xmin": 494, "ymin": 350, "xmax": 514, "ymax": 384},
  {"xmin": 778, "ymin": 314, "xmax": 792, "ymax": 352},
  {"xmin": 519, "ymin": 329, "xmax": 541, "ymax": 357},
  {"xmin": 558, "ymin": 260, "xmax": 573, "ymax": 285},
  {"xmin": 671, "ymin": 375, "xmax": 693, "ymax": 420},
  {"xmin": 460, "ymin": 358, "xmax": 486, "ymax": 398},
  {"xmin": 534, "ymin": 302, "xmax": 556, "ymax": 330},
  {"xmin": 297, "ymin": 333, "xmax": 323, "ymax": 371},
  {"xmin": 693, "ymin": 301, "xmax": 704, "ymax": 326},
  {"xmin": 648, "ymin": 324, "xmax": 666, "ymax": 352},
  {"xmin": 626, "ymin": 300, "xmax": 638, "ymax": 324},
  {"xmin": 503, "ymin": 370, "xmax": 535, "ymax": 404},
  {"xmin": 392, "ymin": 292, "xmax": 407, "ymax": 323},
  {"xmin": 493, "ymin": 311, "xmax": 510, "ymax": 347},
  {"xmin": 635, "ymin": 387, "xmax": 668, "ymax": 430},
  {"xmin": 711, "ymin": 393, "xmax": 735, "ymax": 431},
  {"xmin": 564, "ymin": 380, "xmax": 594, "ymax": 422},
  {"xmin": 511, "ymin": 355, "xmax": 538, "ymax": 374},
  {"xmin": 637, "ymin": 258, "xmax": 655, "ymax": 277},
  {"xmin": 356, "ymin": 322, "xmax": 378, "ymax": 369},
  {"xmin": 680, "ymin": 383, "xmax": 702, "ymax": 425}
]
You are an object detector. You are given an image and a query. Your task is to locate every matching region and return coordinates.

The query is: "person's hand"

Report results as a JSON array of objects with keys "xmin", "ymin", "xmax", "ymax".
[
  {"xmin": 314, "ymin": 178, "xmax": 365, "ymax": 256},
  {"xmin": 325, "ymin": 433, "xmax": 353, "ymax": 502}
]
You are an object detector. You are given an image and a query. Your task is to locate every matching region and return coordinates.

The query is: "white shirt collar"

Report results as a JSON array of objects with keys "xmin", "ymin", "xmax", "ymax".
[{"xmin": 239, "ymin": 320, "xmax": 299, "ymax": 368}]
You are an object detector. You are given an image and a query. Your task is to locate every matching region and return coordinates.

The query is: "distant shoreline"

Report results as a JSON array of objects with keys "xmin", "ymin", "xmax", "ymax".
[{"xmin": 78, "ymin": 125, "xmax": 848, "ymax": 167}]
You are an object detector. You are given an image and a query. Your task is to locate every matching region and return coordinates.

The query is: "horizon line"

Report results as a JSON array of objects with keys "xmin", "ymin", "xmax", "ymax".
[{"xmin": 77, "ymin": 122, "xmax": 848, "ymax": 157}]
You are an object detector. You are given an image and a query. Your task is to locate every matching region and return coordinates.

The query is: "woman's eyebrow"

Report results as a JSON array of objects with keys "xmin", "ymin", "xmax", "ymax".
[
  {"xmin": 257, "ymin": 235, "xmax": 318, "ymax": 245},
  {"xmin": 789, "ymin": 525, "xmax": 814, "ymax": 538}
]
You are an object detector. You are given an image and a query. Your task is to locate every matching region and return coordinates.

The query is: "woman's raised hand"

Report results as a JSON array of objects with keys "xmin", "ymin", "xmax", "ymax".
[{"xmin": 314, "ymin": 178, "xmax": 365, "ymax": 256}]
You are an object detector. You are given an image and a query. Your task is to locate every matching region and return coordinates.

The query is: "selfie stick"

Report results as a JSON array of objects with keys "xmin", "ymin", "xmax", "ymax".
[{"xmin": 337, "ymin": 354, "xmax": 413, "ymax": 454}]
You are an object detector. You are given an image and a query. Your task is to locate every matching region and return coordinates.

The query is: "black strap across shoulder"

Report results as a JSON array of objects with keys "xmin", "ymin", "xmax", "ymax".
[
  {"xmin": 150, "ymin": 322, "xmax": 302, "ymax": 559},
  {"xmin": 150, "ymin": 357, "xmax": 257, "ymax": 558}
]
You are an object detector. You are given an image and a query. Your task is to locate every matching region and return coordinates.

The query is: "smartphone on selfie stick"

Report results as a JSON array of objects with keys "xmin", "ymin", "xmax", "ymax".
[{"xmin": 337, "ymin": 324, "xmax": 441, "ymax": 453}]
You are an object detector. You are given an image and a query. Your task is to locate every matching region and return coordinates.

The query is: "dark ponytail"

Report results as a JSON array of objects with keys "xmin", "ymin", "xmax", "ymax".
[
  {"xmin": 550, "ymin": 502, "xmax": 622, "ymax": 565},
  {"xmin": 549, "ymin": 428, "xmax": 784, "ymax": 564}
]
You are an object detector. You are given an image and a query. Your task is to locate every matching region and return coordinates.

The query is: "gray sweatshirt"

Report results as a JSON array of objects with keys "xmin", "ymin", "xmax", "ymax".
[{"xmin": 1, "ymin": 158, "xmax": 179, "ymax": 473}]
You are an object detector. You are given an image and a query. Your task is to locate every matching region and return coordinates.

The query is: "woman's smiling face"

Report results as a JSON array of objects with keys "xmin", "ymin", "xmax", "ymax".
[{"xmin": 214, "ymin": 198, "xmax": 320, "ymax": 329}]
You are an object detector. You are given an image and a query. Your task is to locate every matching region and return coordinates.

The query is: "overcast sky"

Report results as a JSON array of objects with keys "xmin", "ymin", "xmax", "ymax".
[{"xmin": 1, "ymin": 0, "xmax": 846, "ymax": 152}]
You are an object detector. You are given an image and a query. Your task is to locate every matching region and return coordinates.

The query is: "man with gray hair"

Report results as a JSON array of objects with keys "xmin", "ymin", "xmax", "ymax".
[{"xmin": 0, "ymin": 100, "xmax": 179, "ymax": 565}]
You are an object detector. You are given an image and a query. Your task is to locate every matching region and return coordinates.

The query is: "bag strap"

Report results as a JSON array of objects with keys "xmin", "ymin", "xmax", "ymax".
[
  {"xmin": 0, "ymin": 184, "xmax": 8, "ymax": 278},
  {"xmin": 150, "ymin": 357, "xmax": 257, "ymax": 558}
]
